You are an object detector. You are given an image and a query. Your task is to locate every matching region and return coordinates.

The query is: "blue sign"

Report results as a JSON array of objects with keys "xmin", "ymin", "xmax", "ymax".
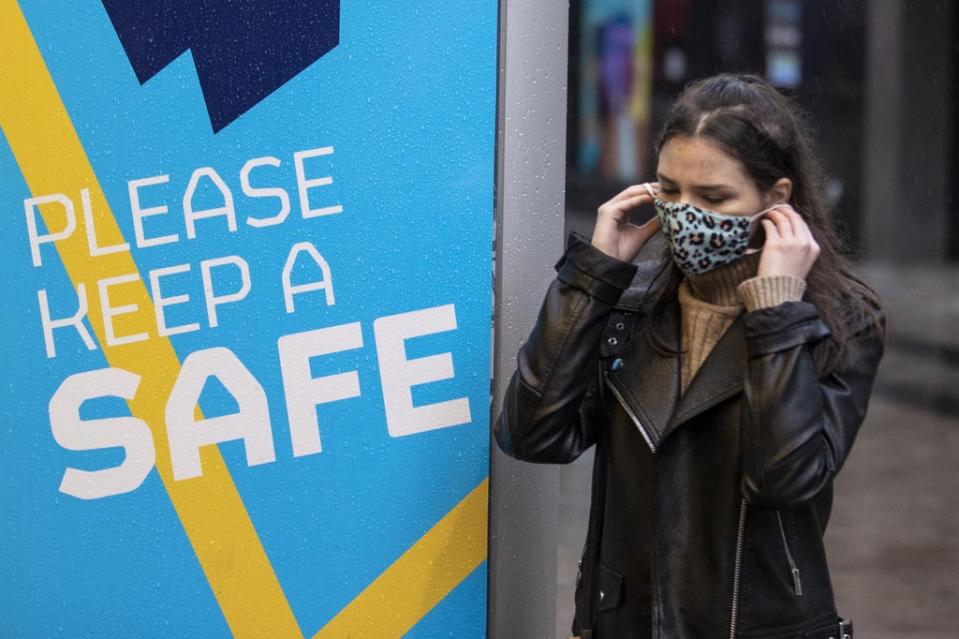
[{"xmin": 0, "ymin": 1, "xmax": 496, "ymax": 636}]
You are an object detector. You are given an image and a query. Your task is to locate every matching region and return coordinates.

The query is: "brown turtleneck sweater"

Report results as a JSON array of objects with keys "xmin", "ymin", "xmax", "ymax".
[{"xmin": 679, "ymin": 251, "xmax": 807, "ymax": 393}]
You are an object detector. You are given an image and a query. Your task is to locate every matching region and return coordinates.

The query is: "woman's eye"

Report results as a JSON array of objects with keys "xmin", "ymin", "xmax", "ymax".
[{"xmin": 704, "ymin": 197, "xmax": 727, "ymax": 205}]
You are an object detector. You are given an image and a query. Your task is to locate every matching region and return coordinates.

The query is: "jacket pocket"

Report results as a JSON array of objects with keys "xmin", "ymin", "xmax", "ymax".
[
  {"xmin": 776, "ymin": 509, "xmax": 803, "ymax": 596},
  {"xmin": 596, "ymin": 562, "xmax": 624, "ymax": 612},
  {"xmin": 802, "ymin": 615, "xmax": 852, "ymax": 638},
  {"xmin": 739, "ymin": 610, "xmax": 841, "ymax": 638}
]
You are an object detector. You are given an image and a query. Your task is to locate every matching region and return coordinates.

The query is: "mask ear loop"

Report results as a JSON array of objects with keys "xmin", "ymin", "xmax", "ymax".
[{"xmin": 753, "ymin": 201, "xmax": 789, "ymax": 218}]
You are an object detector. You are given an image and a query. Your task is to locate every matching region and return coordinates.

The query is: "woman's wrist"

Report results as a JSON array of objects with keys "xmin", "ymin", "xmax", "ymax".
[{"xmin": 737, "ymin": 274, "xmax": 807, "ymax": 312}]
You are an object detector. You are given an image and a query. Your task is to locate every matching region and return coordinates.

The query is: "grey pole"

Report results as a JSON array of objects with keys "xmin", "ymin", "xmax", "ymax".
[{"xmin": 489, "ymin": 0, "xmax": 569, "ymax": 637}]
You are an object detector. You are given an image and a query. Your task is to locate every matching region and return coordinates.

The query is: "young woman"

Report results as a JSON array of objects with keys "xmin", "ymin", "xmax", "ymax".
[{"xmin": 495, "ymin": 74, "xmax": 886, "ymax": 638}]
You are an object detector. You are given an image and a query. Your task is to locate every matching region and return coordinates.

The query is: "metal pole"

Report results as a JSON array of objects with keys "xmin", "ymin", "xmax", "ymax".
[{"xmin": 489, "ymin": 0, "xmax": 570, "ymax": 636}]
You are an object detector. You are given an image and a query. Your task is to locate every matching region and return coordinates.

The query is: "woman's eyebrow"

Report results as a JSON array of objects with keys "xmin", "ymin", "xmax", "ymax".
[
  {"xmin": 655, "ymin": 172, "xmax": 675, "ymax": 184},
  {"xmin": 695, "ymin": 183, "xmax": 735, "ymax": 191},
  {"xmin": 655, "ymin": 173, "xmax": 734, "ymax": 191}
]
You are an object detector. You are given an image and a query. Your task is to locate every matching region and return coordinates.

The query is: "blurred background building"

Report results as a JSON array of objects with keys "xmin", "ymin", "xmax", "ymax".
[{"xmin": 558, "ymin": 1, "xmax": 959, "ymax": 637}]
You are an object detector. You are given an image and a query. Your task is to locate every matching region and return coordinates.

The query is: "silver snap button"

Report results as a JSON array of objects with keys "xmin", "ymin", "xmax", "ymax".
[
  {"xmin": 607, "ymin": 336, "xmax": 618, "ymax": 346},
  {"xmin": 599, "ymin": 590, "xmax": 605, "ymax": 601},
  {"xmin": 615, "ymin": 321, "xmax": 625, "ymax": 330},
  {"xmin": 610, "ymin": 358, "xmax": 624, "ymax": 371},
  {"xmin": 843, "ymin": 635, "xmax": 851, "ymax": 639}
]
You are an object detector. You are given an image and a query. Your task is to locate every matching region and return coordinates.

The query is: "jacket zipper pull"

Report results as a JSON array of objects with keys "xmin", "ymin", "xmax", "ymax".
[{"xmin": 776, "ymin": 510, "xmax": 803, "ymax": 596}]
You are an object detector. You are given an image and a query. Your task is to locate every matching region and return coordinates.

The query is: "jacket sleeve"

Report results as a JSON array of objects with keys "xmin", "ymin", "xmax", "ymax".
[
  {"xmin": 740, "ymin": 299, "xmax": 886, "ymax": 508},
  {"xmin": 494, "ymin": 230, "xmax": 639, "ymax": 464}
]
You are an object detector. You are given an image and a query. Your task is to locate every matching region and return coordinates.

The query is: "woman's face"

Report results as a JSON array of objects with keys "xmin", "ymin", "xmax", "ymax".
[{"xmin": 655, "ymin": 135, "xmax": 789, "ymax": 216}]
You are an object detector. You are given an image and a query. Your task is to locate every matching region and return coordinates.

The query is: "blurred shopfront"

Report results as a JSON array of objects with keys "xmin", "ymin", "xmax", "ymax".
[{"xmin": 565, "ymin": 0, "xmax": 957, "ymax": 262}]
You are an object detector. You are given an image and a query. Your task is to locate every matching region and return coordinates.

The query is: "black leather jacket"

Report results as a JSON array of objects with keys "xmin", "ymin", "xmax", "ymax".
[{"xmin": 494, "ymin": 231, "xmax": 884, "ymax": 638}]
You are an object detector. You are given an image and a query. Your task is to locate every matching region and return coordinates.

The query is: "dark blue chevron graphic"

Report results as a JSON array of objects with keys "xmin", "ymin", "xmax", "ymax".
[{"xmin": 102, "ymin": 0, "xmax": 340, "ymax": 133}]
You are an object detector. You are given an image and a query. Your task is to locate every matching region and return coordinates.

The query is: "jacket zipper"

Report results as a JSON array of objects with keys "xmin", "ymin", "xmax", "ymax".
[
  {"xmin": 729, "ymin": 497, "xmax": 748, "ymax": 639},
  {"xmin": 603, "ymin": 371, "xmax": 656, "ymax": 453},
  {"xmin": 776, "ymin": 510, "xmax": 803, "ymax": 596}
]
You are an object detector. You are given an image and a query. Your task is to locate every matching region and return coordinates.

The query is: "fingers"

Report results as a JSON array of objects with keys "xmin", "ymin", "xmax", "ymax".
[
  {"xmin": 766, "ymin": 209, "xmax": 797, "ymax": 239},
  {"xmin": 785, "ymin": 208, "xmax": 818, "ymax": 249},
  {"xmin": 756, "ymin": 205, "xmax": 821, "ymax": 279},
  {"xmin": 641, "ymin": 182, "xmax": 660, "ymax": 198},
  {"xmin": 611, "ymin": 183, "xmax": 652, "ymax": 202},
  {"xmin": 610, "ymin": 182, "xmax": 661, "ymax": 206},
  {"xmin": 772, "ymin": 206, "xmax": 819, "ymax": 248},
  {"xmin": 592, "ymin": 183, "xmax": 660, "ymax": 260},
  {"xmin": 760, "ymin": 218, "xmax": 780, "ymax": 243},
  {"xmin": 597, "ymin": 183, "xmax": 657, "ymax": 223},
  {"xmin": 762, "ymin": 207, "xmax": 821, "ymax": 260},
  {"xmin": 619, "ymin": 193, "xmax": 649, "ymax": 210}
]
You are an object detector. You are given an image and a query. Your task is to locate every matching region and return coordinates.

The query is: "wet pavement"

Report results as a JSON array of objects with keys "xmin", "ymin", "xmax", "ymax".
[{"xmin": 554, "ymin": 258, "xmax": 959, "ymax": 638}]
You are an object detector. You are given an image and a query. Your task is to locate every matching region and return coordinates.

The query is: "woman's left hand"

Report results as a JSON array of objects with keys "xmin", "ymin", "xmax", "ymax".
[{"xmin": 756, "ymin": 205, "xmax": 820, "ymax": 280}]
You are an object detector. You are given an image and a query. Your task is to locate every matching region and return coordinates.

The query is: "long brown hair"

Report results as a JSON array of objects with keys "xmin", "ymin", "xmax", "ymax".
[{"xmin": 648, "ymin": 73, "xmax": 886, "ymax": 373}]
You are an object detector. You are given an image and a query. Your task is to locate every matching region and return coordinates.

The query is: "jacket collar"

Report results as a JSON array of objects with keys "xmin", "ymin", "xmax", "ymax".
[{"xmin": 606, "ymin": 295, "xmax": 747, "ymax": 451}]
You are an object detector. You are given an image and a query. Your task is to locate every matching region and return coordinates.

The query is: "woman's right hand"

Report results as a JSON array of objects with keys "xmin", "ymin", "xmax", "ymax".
[{"xmin": 590, "ymin": 182, "xmax": 662, "ymax": 262}]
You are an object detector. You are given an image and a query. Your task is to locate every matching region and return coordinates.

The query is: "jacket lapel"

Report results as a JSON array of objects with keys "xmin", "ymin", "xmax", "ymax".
[
  {"xmin": 607, "ymin": 301, "xmax": 748, "ymax": 451},
  {"xmin": 605, "ymin": 300, "xmax": 681, "ymax": 450},
  {"xmin": 666, "ymin": 313, "xmax": 747, "ymax": 435}
]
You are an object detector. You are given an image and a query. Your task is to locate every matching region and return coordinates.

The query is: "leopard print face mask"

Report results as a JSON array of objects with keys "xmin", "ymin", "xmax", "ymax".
[{"xmin": 642, "ymin": 183, "xmax": 777, "ymax": 276}]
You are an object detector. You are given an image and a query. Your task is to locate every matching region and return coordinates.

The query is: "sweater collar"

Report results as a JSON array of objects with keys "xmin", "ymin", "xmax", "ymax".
[{"xmin": 684, "ymin": 250, "xmax": 762, "ymax": 307}]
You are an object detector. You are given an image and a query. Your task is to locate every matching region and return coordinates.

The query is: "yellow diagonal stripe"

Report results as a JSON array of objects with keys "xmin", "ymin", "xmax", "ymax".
[
  {"xmin": 314, "ymin": 478, "xmax": 488, "ymax": 639},
  {"xmin": 0, "ymin": 4, "xmax": 303, "ymax": 636}
]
